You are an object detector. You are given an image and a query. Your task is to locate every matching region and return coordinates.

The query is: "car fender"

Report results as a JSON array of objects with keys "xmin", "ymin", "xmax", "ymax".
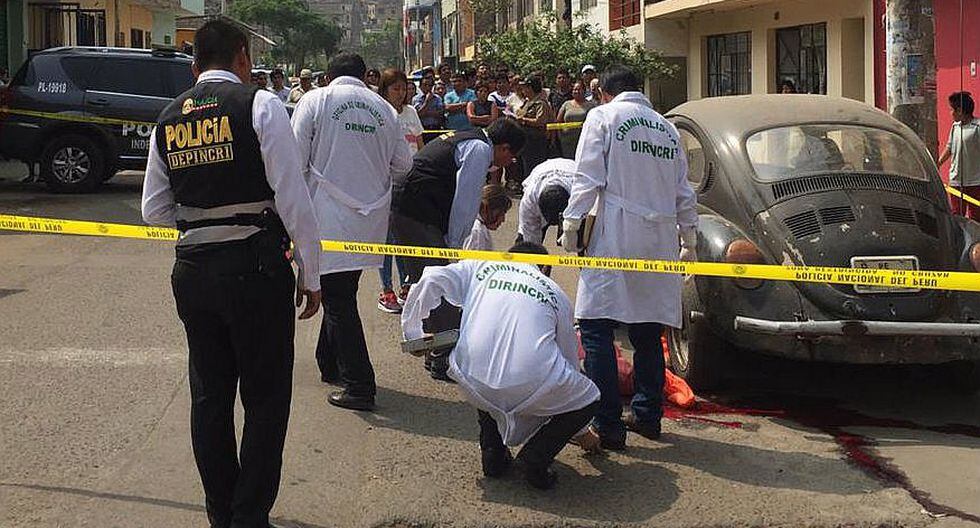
[{"xmin": 691, "ymin": 212, "xmax": 806, "ymax": 345}]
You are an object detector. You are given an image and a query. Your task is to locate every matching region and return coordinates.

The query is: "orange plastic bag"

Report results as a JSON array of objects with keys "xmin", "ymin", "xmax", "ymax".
[
  {"xmin": 575, "ymin": 331, "xmax": 695, "ymax": 405},
  {"xmin": 661, "ymin": 335, "xmax": 695, "ymax": 408}
]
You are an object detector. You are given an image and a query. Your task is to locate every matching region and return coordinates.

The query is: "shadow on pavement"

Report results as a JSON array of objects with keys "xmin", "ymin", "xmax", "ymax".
[
  {"xmin": 0, "ymin": 482, "xmax": 331, "ymax": 528},
  {"xmin": 361, "ymin": 386, "xmax": 477, "ymax": 442},
  {"xmin": 478, "ymin": 455, "xmax": 679, "ymax": 523},
  {"xmin": 625, "ymin": 434, "xmax": 872, "ymax": 495}
]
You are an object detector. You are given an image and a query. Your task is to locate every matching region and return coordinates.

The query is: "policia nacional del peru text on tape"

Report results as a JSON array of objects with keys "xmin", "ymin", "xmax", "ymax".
[{"xmin": 2, "ymin": 213, "xmax": 978, "ymax": 293}]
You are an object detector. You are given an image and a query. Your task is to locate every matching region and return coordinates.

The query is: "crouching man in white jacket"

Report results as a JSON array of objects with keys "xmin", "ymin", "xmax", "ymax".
[
  {"xmin": 401, "ymin": 242, "xmax": 601, "ymax": 489},
  {"xmin": 559, "ymin": 66, "xmax": 698, "ymax": 449}
]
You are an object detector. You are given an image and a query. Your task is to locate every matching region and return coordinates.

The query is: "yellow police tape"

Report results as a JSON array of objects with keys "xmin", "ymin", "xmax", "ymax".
[
  {"xmin": 2, "ymin": 213, "xmax": 977, "ymax": 292},
  {"xmin": 946, "ymin": 185, "xmax": 980, "ymax": 208},
  {"xmin": 1, "ymin": 107, "xmax": 156, "ymax": 128}
]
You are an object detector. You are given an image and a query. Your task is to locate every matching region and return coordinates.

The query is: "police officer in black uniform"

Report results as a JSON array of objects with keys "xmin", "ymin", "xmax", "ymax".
[
  {"xmin": 391, "ymin": 118, "xmax": 525, "ymax": 380},
  {"xmin": 141, "ymin": 20, "xmax": 322, "ymax": 528}
]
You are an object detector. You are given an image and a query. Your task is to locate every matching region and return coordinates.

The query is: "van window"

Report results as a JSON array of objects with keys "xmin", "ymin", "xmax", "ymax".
[
  {"xmin": 60, "ymin": 57, "xmax": 99, "ymax": 89},
  {"xmin": 166, "ymin": 62, "xmax": 195, "ymax": 97},
  {"xmin": 87, "ymin": 59, "xmax": 169, "ymax": 98}
]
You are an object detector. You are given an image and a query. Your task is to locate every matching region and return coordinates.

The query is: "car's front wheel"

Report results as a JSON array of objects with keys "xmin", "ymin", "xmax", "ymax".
[
  {"xmin": 667, "ymin": 280, "xmax": 728, "ymax": 391},
  {"xmin": 40, "ymin": 134, "xmax": 107, "ymax": 193}
]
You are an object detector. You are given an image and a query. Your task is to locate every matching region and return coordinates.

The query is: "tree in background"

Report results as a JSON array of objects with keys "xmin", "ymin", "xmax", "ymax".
[
  {"xmin": 476, "ymin": 14, "xmax": 675, "ymax": 83},
  {"xmin": 232, "ymin": 0, "xmax": 342, "ymax": 73},
  {"xmin": 360, "ymin": 20, "xmax": 403, "ymax": 70}
]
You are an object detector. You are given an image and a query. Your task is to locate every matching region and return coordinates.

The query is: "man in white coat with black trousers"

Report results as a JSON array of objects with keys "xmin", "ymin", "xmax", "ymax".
[
  {"xmin": 292, "ymin": 52, "xmax": 413, "ymax": 411},
  {"xmin": 559, "ymin": 66, "xmax": 698, "ymax": 449}
]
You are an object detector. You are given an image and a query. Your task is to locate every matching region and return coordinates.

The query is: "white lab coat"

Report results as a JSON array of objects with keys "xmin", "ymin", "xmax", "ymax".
[
  {"xmin": 563, "ymin": 92, "xmax": 697, "ymax": 327},
  {"xmin": 518, "ymin": 158, "xmax": 576, "ymax": 244},
  {"xmin": 462, "ymin": 219, "xmax": 493, "ymax": 250},
  {"xmin": 292, "ymin": 76, "xmax": 413, "ymax": 274},
  {"xmin": 402, "ymin": 260, "xmax": 600, "ymax": 446}
]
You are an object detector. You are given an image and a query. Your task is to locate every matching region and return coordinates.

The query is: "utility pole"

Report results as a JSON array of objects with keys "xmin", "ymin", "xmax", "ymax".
[{"xmin": 885, "ymin": 0, "xmax": 937, "ymax": 157}]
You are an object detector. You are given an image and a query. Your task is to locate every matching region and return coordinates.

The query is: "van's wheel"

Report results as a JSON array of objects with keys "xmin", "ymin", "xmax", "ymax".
[
  {"xmin": 41, "ymin": 134, "xmax": 106, "ymax": 193},
  {"xmin": 666, "ymin": 280, "xmax": 727, "ymax": 391},
  {"xmin": 949, "ymin": 360, "xmax": 980, "ymax": 395}
]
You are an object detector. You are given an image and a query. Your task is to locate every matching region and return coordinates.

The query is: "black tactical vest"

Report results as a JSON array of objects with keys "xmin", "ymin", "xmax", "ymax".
[
  {"xmin": 393, "ymin": 129, "xmax": 490, "ymax": 233},
  {"xmin": 155, "ymin": 81, "xmax": 272, "ymax": 208}
]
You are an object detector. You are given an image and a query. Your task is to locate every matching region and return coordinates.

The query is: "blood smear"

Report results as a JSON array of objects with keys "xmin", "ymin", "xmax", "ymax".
[{"xmin": 660, "ymin": 395, "xmax": 980, "ymax": 523}]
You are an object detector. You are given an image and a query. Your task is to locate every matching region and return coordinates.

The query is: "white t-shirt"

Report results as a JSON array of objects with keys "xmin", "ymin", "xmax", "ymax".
[
  {"xmin": 947, "ymin": 118, "xmax": 980, "ymax": 186},
  {"xmin": 274, "ymin": 87, "xmax": 291, "ymax": 103},
  {"xmin": 398, "ymin": 105, "xmax": 424, "ymax": 155},
  {"xmin": 462, "ymin": 219, "xmax": 493, "ymax": 250}
]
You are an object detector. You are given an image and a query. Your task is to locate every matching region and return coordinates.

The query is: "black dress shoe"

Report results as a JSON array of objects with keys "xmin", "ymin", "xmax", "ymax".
[
  {"xmin": 328, "ymin": 390, "xmax": 375, "ymax": 411},
  {"xmin": 481, "ymin": 448, "xmax": 513, "ymax": 478},
  {"xmin": 430, "ymin": 369, "xmax": 456, "ymax": 383},
  {"xmin": 625, "ymin": 414, "xmax": 662, "ymax": 441},
  {"xmin": 599, "ymin": 434, "xmax": 627, "ymax": 451},
  {"xmin": 522, "ymin": 464, "xmax": 557, "ymax": 490}
]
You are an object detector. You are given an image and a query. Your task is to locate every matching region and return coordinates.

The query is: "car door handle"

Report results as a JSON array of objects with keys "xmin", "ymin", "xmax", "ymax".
[{"xmin": 87, "ymin": 98, "xmax": 110, "ymax": 107}]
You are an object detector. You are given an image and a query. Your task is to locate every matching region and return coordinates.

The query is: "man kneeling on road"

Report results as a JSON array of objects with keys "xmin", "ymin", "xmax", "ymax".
[
  {"xmin": 401, "ymin": 242, "xmax": 602, "ymax": 490},
  {"xmin": 516, "ymin": 157, "xmax": 575, "ymax": 245}
]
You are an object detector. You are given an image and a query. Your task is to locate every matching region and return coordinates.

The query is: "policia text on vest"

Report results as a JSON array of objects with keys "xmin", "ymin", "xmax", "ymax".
[{"xmin": 163, "ymin": 113, "xmax": 235, "ymax": 170}]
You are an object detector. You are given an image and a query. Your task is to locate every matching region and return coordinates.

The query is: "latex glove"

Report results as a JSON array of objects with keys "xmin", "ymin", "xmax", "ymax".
[
  {"xmin": 679, "ymin": 228, "xmax": 698, "ymax": 262},
  {"xmin": 559, "ymin": 217, "xmax": 582, "ymax": 253}
]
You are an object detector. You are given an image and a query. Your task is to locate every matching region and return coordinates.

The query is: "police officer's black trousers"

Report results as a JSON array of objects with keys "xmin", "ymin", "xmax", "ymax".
[
  {"xmin": 172, "ymin": 244, "xmax": 295, "ymax": 528},
  {"xmin": 316, "ymin": 270, "xmax": 376, "ymax": 396}
]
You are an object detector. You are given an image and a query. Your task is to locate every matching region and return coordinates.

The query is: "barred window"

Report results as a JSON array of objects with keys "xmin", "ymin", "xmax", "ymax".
[
  {"xmin": 609, "ymin": 0, "xmax": 640, "ymax": 30},
  {"xmin": 706, "ymin": 32, "xmax": 751, "ymax": 97}
]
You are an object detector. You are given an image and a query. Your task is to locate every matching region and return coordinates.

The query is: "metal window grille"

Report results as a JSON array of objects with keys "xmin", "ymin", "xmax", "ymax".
[
  {"xmin": 706, "ymin": 32, "xmax": 752, "ymax": 97},
  {"xmin": 609, "ymin": 0, "xmax": 640, "ymax": 30},
  {"xmin": 776, "ymin": 23, "xmax": 827, "ymax": 94}
]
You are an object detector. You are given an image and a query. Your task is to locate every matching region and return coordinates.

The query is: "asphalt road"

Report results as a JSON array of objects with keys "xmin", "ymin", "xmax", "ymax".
[{"xmin": 1, "ymin": 161, "xmax": 978, "ymax": 528}]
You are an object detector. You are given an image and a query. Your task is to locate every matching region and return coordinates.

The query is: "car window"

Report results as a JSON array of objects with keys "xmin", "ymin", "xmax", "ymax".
[
  {"xmin": 679, "ymin": 128, "xmax": 706, "ymax": 189},
  {"xmin": 60, "ymin": 57, "xmax": 100, "ymax": 89},
  {"xmin": 746, "ymin": 124, "xmax": 928, "ymax": 181},
  {"xmin": 87, "ymin": 59, "xmax": 169, "ymax": 98},
  {"xmin": 167, "ymin": 62, "xmax": 194, "ymax": 97}
]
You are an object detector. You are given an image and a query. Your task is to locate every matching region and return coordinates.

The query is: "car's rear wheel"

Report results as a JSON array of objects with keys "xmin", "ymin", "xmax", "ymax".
[
  {"xmin": 41, "ymin": 134, "xmax": 106, "ymax": 193},
  {"xmin": 667, "ymin": 280, "xmax": 728, "ymax": 391}
]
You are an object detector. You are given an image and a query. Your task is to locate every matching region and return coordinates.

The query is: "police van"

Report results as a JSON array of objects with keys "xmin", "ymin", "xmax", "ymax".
[{"xmin": 0, "ymin": 47, "xmax": 194, "ymax": 192}]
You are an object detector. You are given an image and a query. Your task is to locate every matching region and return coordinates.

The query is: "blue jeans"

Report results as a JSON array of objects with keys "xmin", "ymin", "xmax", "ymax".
[
  {"xmin": 378, "ymin": 232, "xmax": 409, "ymax": 291},
  {"xmin": 578, "ymin": 319, "xmax": 665, "ymax": 441}
]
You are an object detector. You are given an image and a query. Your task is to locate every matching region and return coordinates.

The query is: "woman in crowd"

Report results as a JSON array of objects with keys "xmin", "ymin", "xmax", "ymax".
[
  {"xmin": 377, "ymin": 69, "xmax": 424, "ymax": 313},
  {"xmin": 555, "ymin": 81, "xmax": 597, "ymax": 159},
  {"xmin": 466, "ymin": 80, "xmax": 500, "ymax": 128}
]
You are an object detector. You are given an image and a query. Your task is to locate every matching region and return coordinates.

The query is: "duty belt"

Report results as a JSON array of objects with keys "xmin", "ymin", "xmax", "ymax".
[{"xmin": 174, "ymin": 200, "xmax": 278, "ymax": 247}]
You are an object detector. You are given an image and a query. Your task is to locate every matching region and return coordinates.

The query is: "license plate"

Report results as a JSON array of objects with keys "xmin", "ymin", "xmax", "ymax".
[{"xmin": 850, "ymin": 255, "xmax": 920, "ymax": 293}]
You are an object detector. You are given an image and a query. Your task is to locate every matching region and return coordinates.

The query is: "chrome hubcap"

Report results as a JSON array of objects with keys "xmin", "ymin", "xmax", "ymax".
[
  {"xmin": 52, "ymin": 147, "xmax": 91, "ymax": 184},
  {"xmin": 667, "ymin": 323, "xmax": 690, "ymax": 372}
]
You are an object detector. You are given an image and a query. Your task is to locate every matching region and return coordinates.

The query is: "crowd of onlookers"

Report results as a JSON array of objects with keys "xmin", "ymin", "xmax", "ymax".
[{"xmin": 250, "ymin": 62, "xmax": 605, "ymax": 193}]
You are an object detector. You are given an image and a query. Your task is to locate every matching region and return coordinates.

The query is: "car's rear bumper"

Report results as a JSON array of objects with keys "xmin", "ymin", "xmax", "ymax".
[
  {"xmin": 723, "ymin": 314, "xmax": 980, "ymax": 363},
  {"xmin": 735, "ymin": 317, "xmax": 980, "ymax": 337}
]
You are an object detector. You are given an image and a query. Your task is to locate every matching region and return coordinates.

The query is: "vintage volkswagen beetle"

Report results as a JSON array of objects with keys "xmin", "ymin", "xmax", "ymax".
[{"xmin": 664, "ymin": 95, "xmax": 980, "ymax": 390}]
